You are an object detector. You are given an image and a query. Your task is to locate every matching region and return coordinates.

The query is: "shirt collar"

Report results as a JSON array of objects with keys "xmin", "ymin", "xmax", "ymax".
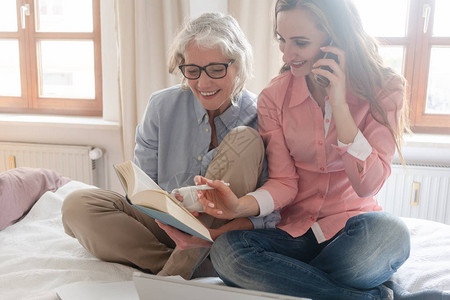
[
  {"xmin": 288, "ymin": 74, "xmax": 310, "ymax": 108},
  {"xmin": 217, "ymin": 95, "xmax": 241, "ymax": 130},
  {"xmin": 192, "ymin": 91, "xmax": 240, "ymax": 129}
]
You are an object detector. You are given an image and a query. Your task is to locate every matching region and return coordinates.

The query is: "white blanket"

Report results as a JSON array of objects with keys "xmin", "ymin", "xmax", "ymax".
[
  {"xmin": 391, "ymin": 217, "xmax": 450, "ymax": 293},
  {"xmin": 0, "ymin": 181, "xmax": 138, "ymax": 300},
  {"xmin": 1, "ymin": 181, "xmax": 449, "ymax": 299}
]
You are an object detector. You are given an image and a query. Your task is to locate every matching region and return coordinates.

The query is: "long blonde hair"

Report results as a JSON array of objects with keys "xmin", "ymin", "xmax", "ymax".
[{"xmin": 274, "ymin": 0, "xmax": 410, "ymax": 162}]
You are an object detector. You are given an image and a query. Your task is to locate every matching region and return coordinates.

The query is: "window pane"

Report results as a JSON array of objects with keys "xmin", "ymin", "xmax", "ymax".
[
  {"xmin": 425, "ymin": 47, "xmax": 450, "ymax": 115},
  {"xmin": 35, "ymin": 0, "xmax": 93, "ymax": 32},
  {"xmin": 0, "ymin": 40, "xmax": 21, "ymax": 97},
  {"xmin": 39, "ymin": 40, "xmax": 95, "ymax": 99},
  {"xmin": 0, "ymin": 0, "xmax": 18, "ymax": 32},
  {"xmin": 433, "ymin": 0, "xmax": 450, "ymax": 37},
  {"xmin": 378, "ymin": 46, "xmax": 404, "ymax": 75},
  {"xmin": 352, "ymin": 0, "xmax": 409, "ymax": 37}
]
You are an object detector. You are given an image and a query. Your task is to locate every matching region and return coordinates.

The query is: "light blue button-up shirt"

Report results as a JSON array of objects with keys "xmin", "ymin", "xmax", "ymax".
[
  {"xmin": 134, "ymin": 84, "xmax": 260, "ymax": 191},
  {"xmin": 134, "ymin": 85, "xmax": 279, "ymax": 228}
]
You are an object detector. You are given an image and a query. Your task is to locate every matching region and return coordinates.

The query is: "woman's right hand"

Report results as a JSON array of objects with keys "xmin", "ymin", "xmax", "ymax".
[{"xmin": 194, "ymin": 176, "xmax": 240, "ymax": 219}]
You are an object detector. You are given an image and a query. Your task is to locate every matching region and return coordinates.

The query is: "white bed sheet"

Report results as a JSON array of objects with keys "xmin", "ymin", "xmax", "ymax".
[
  {"xmin": 1, "ymin": 181, "xmax": 449, "ymax": 300},
  {"xmin": 390, "ymin": 217, "xmax": 450, "ymax": 293},
  {"xmin": 0, "ymin": 181, "xmax": 138, "ymax": 300}
]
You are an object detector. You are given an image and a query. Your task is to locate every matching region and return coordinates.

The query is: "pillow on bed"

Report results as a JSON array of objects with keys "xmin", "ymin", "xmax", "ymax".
[{"xmin": 0, "ymin": 167, "xmax": 71, "ymax": 230}]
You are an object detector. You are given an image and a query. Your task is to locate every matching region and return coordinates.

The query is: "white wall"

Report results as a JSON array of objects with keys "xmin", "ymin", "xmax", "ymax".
[{"xmin": 189, "ymin": 0, "xmax": 227, "ymax": 18}]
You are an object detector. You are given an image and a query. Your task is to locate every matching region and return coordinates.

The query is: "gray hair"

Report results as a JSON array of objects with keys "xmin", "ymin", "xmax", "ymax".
[{"xmin": 168, "ymin": 12, "xmax": 253, "ymax": 104}]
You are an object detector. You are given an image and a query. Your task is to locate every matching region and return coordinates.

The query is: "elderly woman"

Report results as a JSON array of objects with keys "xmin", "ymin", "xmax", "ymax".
[{"xmin": 62, "ymin": 12, "xmax": 269, "ymax": 280}]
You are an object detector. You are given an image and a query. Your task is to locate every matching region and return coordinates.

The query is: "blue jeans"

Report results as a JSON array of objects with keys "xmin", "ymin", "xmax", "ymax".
[{"xmin": 210, "ymin": 211, "xmax": 410, "ymax": 300}]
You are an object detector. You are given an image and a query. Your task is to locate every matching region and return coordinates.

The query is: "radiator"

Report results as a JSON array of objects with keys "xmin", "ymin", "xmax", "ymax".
[
  {"xmin": 0, "ymin": 142, "xmax": 101, "ymax": 185},
  {"xmin": 378, "ymin": 164, "xmax": 450, "ymax": 225}
]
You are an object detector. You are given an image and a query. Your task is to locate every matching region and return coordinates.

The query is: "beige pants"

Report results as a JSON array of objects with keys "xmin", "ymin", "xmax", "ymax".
[{"xmin": 62, "ymin": 126, "xmax": 264, "ymax": 279}]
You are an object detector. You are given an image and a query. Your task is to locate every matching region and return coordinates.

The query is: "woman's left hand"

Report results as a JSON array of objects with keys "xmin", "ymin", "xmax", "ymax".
[
  {"xmin": 155, "ymin": 220, "xmax": 213, "ymax": 250},
  {"xmin": 312, "ymin": 45, "xmax": 347, "ymax": 108}
]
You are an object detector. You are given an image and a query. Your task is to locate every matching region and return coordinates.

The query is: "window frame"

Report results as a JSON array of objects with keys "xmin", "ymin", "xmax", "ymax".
[
  {"xmin": 375, "ymin": 0, "xmax": 450, "ymax": 134},
  {"xmin": 0, "ymin": 0, "xmax": 102, "ymax": 116},
  {"xmin": 409, "ymin": 0, "xmax": 450, "ymax": 133}
]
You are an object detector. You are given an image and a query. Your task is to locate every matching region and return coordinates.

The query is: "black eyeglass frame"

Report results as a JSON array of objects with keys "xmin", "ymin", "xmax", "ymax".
[{"xmin": 178, "ymin": 60, "xmax": 235, "ymax": 80}]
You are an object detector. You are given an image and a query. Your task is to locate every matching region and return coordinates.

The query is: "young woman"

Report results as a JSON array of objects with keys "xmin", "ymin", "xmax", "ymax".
[
  {"xmin": 61, "ymin": 12, "xmax": 270, "ymax": 280},
  {"xmin": 186, "ymin": 1, "xmax": 413, "ymax": 299}
]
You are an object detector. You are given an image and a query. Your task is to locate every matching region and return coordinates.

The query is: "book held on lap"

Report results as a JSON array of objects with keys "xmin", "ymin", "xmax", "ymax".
[{"xmin": 114, "ymin": 160, "xmax": 213, "ymax": 242}]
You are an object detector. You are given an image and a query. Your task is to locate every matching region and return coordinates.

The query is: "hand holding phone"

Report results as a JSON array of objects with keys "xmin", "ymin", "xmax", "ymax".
[{"xmin": 314, "ymin": 41, "xmax": 339, "ymax": 88}]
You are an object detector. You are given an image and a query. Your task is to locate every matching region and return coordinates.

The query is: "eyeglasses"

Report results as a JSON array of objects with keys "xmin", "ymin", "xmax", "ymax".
[{"xmin": 179, "ymin": 60, "xmax": 235, "ymax": 80}]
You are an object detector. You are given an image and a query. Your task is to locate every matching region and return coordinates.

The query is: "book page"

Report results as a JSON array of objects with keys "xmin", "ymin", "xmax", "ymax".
[
  {"xmin": 115, "ymin": 161, "xmax": 162, "ymax": 197},
  {"xmin": 114, "ymin": 161, "xmax": 137, "ymax": 195},
  {"xmin": 131, "ymin": 190, "xmax": 172, "ymax": 212},
  {"xmin": 131, "ymin": 162, "xmax": 162, "ymax": 195}
]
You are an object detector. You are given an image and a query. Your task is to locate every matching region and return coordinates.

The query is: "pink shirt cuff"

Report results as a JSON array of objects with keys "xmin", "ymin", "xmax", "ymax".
[
  {"xmin": 247, "ymin": 189, "xmax": 274, "ymax": 217},
  {"xmin": 337, "ymin": 130, "xmax": 372, "ymax": 161}
]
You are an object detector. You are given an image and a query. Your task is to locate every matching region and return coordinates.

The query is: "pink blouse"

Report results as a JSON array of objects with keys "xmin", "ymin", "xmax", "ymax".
[{"xmin": 251, "ymin": 71, "xmax": 404, "ymax": 242}]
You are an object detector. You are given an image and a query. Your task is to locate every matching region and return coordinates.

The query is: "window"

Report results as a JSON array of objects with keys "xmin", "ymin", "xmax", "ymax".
[
  {"xmin": 0, "ymin": 0, "xmax": 102, "ymax": 116},
  {"xmin": 353, "ymin": 0, "xmax": 450, "ymax": 134}
]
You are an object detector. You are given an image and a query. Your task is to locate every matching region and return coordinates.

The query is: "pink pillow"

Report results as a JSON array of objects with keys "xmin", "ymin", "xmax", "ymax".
[{"xmin": 0, "ymin": 167, "xmax": 71, "ymax": 230}]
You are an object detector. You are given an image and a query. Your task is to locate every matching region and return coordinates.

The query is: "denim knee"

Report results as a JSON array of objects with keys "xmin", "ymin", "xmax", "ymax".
[
  {"xmin": 350, "ymin": 212, "xmax": 411, "ymax": 284},
  {"xmin": 312, "ymin": 212, "xmax": 411, "ymax": 289},
  {"xmin": 210, "ymin": 233, "xmax": 231, "ymax": 273},
  {"xmin": 356, "ymin": 212, "xmax": 411, "ymax": 264},
  {"xmin": 210, "ymin": 231, "xmax": 246, "ymax": 287}
]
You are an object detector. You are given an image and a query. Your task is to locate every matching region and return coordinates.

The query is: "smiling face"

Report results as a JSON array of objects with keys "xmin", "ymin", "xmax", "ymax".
[
  {"xmin": 276, "ymin": 8, "xmax": 328, "ymax": 78},
  {"xmin": 184, "ymin": 42, "xmax": 236, "ymax": 116}
]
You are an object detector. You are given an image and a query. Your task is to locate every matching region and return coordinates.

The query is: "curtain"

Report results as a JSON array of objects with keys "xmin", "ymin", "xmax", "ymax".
[
  {"xmin": 228, "ymin": 0, "xmax": 282, "ymax": 95},
  {"xmin": 114, "ymin": 0, "xmax": 189, "ymax": 161}
]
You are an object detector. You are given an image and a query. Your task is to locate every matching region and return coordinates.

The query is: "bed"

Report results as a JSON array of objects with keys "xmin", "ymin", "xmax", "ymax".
[{"xmin": 1, "ymin": 170, "xmax": 450, "ymax": 299}]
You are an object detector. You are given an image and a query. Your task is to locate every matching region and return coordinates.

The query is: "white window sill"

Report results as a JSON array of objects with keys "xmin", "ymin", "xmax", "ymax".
[
  {"xmin": 394, "ymin": 133, "xmax": 450, "ymax": 166},
  {"xmin": 404, "ymin": 133, "xmax": 450, "ymax": 148},
  {"xmin": 0, "ymin": 114, "xmax": 120, "ymax": 130}
]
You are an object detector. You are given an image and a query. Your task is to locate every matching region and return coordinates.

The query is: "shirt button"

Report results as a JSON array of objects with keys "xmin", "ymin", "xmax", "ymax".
[
  {"xmin": 320, "ymin": 167, "xmax": 324, "ymax": 171},
  {"xmin": 197, "ymin": 118, "xmax": 201, "ymax": 123},
  {"xmin": 318, "ymin": 141, "xmax": 323, "ymax": 146},
  {"xmin": 310, "ymin": 216, "xmax": 315, "ymax": 221},
  {"xmin": 197, "ymin": 156, "xmax": 202, "ymax": 161},
  {"xmin": 325, "ymin": 119, "xmax": 330, "ymax": 123},
  {"xmin": 205, "ymin": 128, "xmax": 209, "ymax": 132}
]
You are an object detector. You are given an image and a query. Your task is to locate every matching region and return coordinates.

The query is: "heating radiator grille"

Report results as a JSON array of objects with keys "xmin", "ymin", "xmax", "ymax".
[
  {"xmin": 378, "ymin": 164, "xmax": 450, "ymax": 225},
  {"xmin": 0, "ymin": 142, "xmax": 96, "ymax": 185}
]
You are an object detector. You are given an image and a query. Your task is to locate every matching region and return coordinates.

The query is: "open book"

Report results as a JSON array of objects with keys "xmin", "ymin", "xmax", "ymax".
[{"xmin": 114, "ymin": 160, "xmax": 212, "ymax": 242}]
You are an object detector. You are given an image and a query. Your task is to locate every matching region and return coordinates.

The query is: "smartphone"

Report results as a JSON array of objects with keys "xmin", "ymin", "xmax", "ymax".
[{"xmin": 314, "ymin": 41, "xmax": 339, "ymax": 88}]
